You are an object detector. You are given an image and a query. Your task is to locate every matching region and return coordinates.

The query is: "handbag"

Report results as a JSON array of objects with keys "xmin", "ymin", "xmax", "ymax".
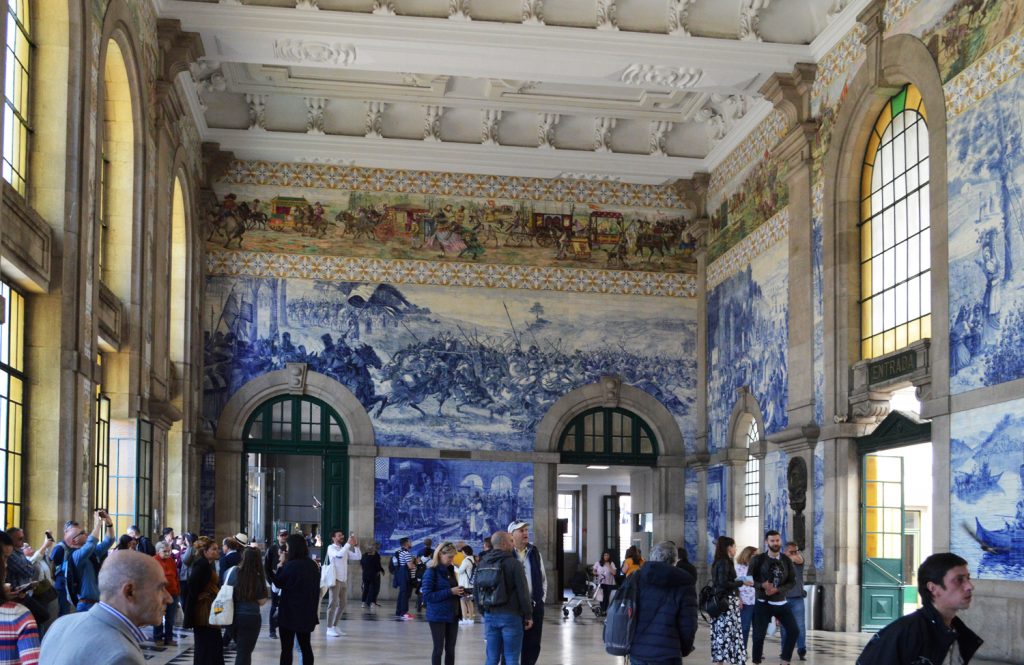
[
  {"xmin": 209, "ymin": 566, "xmax": 236, "ymax": 626},
  {"xmin": 698, "ymin": 583, "xmax": 728, "ymax": 620},
  {"xmin": 319, "ymin": 557, "xmax": 334, "ymax": 599}
]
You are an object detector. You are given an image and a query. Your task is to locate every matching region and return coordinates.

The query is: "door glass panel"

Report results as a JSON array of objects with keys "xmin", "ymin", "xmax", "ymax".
[{"xmin": 246, "ymin": 452, "xmax": 321, "ymax": 546}]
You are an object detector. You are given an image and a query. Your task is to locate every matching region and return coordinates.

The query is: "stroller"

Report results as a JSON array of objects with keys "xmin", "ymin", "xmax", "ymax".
[{"xmin": 561, "ymin": 568, "xmax": 602, "ymax": 619}]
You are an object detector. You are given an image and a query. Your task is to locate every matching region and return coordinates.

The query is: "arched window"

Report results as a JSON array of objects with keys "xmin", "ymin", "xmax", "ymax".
[
  {"xmin": 244, "ymin": 395, "xmax": 349, "ymax": 445},
  {"xmin": 100, "ymin": 38, "xmax": 135, "ymax": 297},
  {"xmin": 860, "ymin": 84, "xmax": 930, "ymax": 359},
  {"xmin": 744, "ymin": 418, "xmax": 760, "ymax": 519},
  {"xmin": 3, "ymin": 0, "xmax": 32, "ymax": 194},
  {"xmin": 0, "ymin": 280, "xmax": 25, "ymax": 528},
  {"xmin": 558, "ymin": 407, "xmax": 657, "ymax": 465}
]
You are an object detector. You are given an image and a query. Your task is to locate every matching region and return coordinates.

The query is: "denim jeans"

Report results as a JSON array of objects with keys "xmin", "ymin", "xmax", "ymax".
[
  {"xmin": 484, "ymin": 612, "xmax": 524, "ymax": 665},
  {"xmin": 395, "ymin": 581, "xmax": 411, "ymax": 616},
  {"xmin": 780, "ymin": 597, "xmax": 806, "ymax": 654},
  {"xmin": 630, "ymin": 659, "xmax": 682, "ymax": 665},
  {"xmin": 151, "ymin": 595, "xmax": 179, "ymax": 642},
  {"xmin": 752, "ymin": 601, "xmax": 799, "ymax": 663},
  {"xmin": 740, "ymin": 602, "xmax": 754, "ymax": 651},
  {"xmin": 233, "ymin": 613, "xmax": 261, "ymax": 665}
]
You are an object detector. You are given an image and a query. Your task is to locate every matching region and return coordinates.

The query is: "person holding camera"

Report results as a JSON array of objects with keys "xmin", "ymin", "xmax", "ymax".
[
  {"xmin": 421, "ymin": 542, "xmax": 464, "ymax": 665},
  {"xmin": 63, "ymin": 511, "xmax": 116, "ymax": 612}
]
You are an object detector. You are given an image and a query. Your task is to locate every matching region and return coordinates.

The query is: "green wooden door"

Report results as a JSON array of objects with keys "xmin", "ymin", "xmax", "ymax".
[
  {"xmin": 323, "ymin": 453, "xmax": 350, "ymax": 546},
  {"xmin": 860, "ymin": 454, "xmax": 904, "ymax": 630}
]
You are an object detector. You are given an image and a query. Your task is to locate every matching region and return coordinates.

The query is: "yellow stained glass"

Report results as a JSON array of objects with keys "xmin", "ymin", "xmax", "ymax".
[
  {"xmin": 922, "ymin": 314, "xmax": 932, "ymax": 338},
  {"xmin": 895, "ymin": 323, "xmax": 908, "ymax": 349},
  {"xmin": 866, "ymin": 533, "xmax": 880, "ymax": 558},
  {"xmin": 862, "ymin": 300, "xmax": 872, "ymax": 338},
  {"xmin": 908, "ymin": 319, "xmax": 921, "ymax": 343},
  {"xmin": 862, "ymin": 262, "xmax": 873, "ymax": 300}
]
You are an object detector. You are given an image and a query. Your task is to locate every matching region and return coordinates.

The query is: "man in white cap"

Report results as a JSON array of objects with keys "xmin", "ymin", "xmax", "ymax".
[{"xmin": 508, "ymin": 520, "xmax": 546, "ymax": 665}]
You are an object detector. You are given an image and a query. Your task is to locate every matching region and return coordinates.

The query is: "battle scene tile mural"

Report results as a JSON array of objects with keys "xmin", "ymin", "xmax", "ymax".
[
  {"xmin": 948, "ymin": 71, "xmax": 1024, "ymax": 393},
  {"xmin": 373, "ymin": 457, "xmax": 533, "ymax": 555},
  {"xmin": 706, "ymin": 238, "xmax": 789, "ymax": 452},
  {"xmin": 950, "ymin": 400, "xmax": 1024, "ymax": 581},
  {"xmin": 764, "ymin": 450, "xmax": 791, "ymax": 547},
  {"xmin": 203, "ymin": 276, "xmax": 697, "ymax": 452}
]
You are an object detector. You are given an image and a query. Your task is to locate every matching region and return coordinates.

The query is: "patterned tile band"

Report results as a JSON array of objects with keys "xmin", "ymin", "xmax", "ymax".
[
  {"xmin": 206, "ymin": 250, "xmax": 698, "ymax": 299},
  {"xmin": 220, "ymin": 161, "xmax": 687, "ymax": 210},
  {"xmin": 706, "ymin": 207, "xmax": 791, "ymax": 290},
  {"xmin": 944, "ymin": 28, "xmax": 1024, "ymax": 118},
  {"xmin": 708, "ymin": 110, "xmax": 788, "ymax": 205},
  {"xmin": 883, "ymin": 0, "xmax": 925, "ymax": 31}
]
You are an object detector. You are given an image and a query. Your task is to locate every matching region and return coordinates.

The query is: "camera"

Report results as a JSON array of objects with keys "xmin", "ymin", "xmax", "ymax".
[{"xmin": 44, "ymin": 531, "xmax": 53, "ymax": 541}]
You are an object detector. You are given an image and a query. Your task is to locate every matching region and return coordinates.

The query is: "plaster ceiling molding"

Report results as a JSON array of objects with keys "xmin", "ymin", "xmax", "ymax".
[
  {"xmin": 296, "ymin": 156, "xmax": 355, "ymax": 166},
  {"xmin": 596, "ymin": 0, "xmax": 619, "ymax": 31},
  {"xmin": 273, "ymin": 40, "xmax": 357, "ymax": 67},
  {"xmin": 366, "ymin": 101, "xmax": 385, "ymax": 138},
  {"xmin": 667, "ymin": 0, "xmax": 697, "ymax": 36},
  {"xmin": 697, "ymin": 106, "xmax": 726, "ymax": 142},
  {"xmin": 449, "ymin": 0, "xmax": 471, "ymax": 21},
  {"xmin": 538, "ymin": 112, "xmax": 559, "ymax": 150},
  {"xmin": 713, "ymin": 93, "xmax": 748, "ymax": 120},
  {"xmin": 423, "ymin": 105, "xmax": 444, "ymax": 142},
  {"xmin": 649, "ymin": 120, "xmax": 673, "ymax": 156},
  {"xmin": 372, "ymin": 0, "xmax": 397, "ymax": 16},
  {"xmin": 557, "ymin": 172, "xmax": 622, "ymax": 182},
  {"xmin": 826, "ymin": 0, "xmax": 851, "ymax": 22},
  {"xmin": 305, "ymin": 96, "xmax": 327, "ymax": 135},
  {"xmin": 218, "ymin": 0, "xmax": 244, "ymax": 5},
  {"xmin": 245, "ymin": 93, "xmax": 269, "ymax": 131},
  {"xmin": 190, "ymin": 60, "xmax": 225, "ymax": 111},
  {"xmin": 620, "ymin": 64, "xmax": 703, "ymax": 90},
  {"xmin": 482, "ymin": 109, "xmax": 503, "ymax": 145},
  {"xmin": 295, "ymin": 0, "xmax": 318, "ymax": 10},
  {"xmin": 594, "ymin": 116, "xmax": 617, "ymax": 153},
  {"xmin": 522, "ymin": 0, "xmax": 544, "ymax": 25},
  {"xmin": 739, "ymin": 0, "xmax": 772, "ymax": 42}
]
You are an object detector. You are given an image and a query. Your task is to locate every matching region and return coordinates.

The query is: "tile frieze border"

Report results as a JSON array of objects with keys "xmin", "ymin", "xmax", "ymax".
[
  {"xmin": 206, "ymin": 250, "xmax": 698, "ymax": 299},
  {"xmin": 706, "ymin": 207, "xmax": 790, "ymax": 290}
]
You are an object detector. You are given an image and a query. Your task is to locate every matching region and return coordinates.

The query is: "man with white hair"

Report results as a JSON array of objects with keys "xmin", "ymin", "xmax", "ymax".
[
  {"xmin": 629, "ymin": 541, "xmax": 698, "ymax": 665},
  {"xmin": 39, "ymin": 550, "xmax": 173, "ymax": 664}
]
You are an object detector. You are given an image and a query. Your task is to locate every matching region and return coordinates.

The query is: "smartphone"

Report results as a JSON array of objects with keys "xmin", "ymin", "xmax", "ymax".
[
  {"xmin": 14, "ymin": 581, "xmax": 37, "ymax": 593},
  {"xmin": 45, "ymin": 531, "xmax": 53, "ymax": 541}
]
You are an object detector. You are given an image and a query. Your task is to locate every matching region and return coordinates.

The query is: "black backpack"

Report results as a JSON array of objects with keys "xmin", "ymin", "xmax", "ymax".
[
  {"xmin": 603, "ymin": 572, "xmax": 640, "ymax": 656},
  {"xmin": 473, "ymin": 555, "xmax": 509, "ymax": 611},
  {"xmin": 698, "ymin": 583, "xmax": 728, "ymax": 621}
]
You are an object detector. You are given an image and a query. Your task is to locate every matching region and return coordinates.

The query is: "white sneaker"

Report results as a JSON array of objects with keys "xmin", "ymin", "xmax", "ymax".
[{"xmin": 326, "ymin": 627, "xmax": 339, "ymax": 637}]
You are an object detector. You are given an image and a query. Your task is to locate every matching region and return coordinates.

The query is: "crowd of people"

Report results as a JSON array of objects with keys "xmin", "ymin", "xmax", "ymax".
[{"xmin": 0, "ymin": 513, "xmax": 984, "ymax": 665}]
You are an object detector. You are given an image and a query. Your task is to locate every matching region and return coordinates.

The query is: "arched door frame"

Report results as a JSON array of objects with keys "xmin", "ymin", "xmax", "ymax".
[{"xmin": 211, "ymin": 365, "xmax": 374, "ymax": 540}]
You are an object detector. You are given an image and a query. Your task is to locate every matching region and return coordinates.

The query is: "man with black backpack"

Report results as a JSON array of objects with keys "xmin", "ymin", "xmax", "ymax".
[{"xmin": 475, "ymin": 530, "xmax": 532, "ymax": 665}]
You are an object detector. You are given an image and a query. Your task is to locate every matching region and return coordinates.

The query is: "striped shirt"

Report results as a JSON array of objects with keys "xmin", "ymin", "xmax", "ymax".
[
  {"xmin": 0, "ymin": 601, "xmax": 40, "ymax": 665},
  {"xmin": 95, "ymin": 602, "xmax": 147, "ymax": 645}
]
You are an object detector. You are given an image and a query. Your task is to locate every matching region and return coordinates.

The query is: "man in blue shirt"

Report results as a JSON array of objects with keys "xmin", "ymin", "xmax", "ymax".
[{"xmin": 64, "ymin": 510, "xmax": 116, "ymax": 612}]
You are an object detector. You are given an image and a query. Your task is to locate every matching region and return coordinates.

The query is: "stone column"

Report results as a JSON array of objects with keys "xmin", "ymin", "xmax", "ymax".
[
  {"xmin": 533, "ymin": 461, "xmax": 559, "ymax": 604},
  {"xmin": 212, "ymin": 437, "xmax": 243, "ymax": 538}
]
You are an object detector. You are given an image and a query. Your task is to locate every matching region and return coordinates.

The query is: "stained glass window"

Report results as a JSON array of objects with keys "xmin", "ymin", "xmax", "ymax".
[
  {"xmin": 860, "ymin": 84, "xmax": 931, "ymax": 359},
  {"xmin": 3, "ymin": 0, "xmax": 31, "ymax": 194},
  {"xmin": 0, "ymin": 280, "xmax": 25, "ymax": 529}
]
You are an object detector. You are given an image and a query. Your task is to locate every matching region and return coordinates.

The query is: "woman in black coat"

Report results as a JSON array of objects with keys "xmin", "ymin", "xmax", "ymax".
[
  {"xmin": 183, "ymin": 536, "xmax": 225, "ymax": 665},
  {"xmin": 360, "ymin": 541, "xmax": 385, "ymax": 609},
  {"xmin": 275, "ymin": 534, "xmax": 321, "ymax": 665}
]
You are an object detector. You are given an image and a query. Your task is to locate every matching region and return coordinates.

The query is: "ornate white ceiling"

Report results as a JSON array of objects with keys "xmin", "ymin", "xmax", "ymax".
[{"xmin": 159, "ymin": 0, "xmax": 865, "ymax": 185}]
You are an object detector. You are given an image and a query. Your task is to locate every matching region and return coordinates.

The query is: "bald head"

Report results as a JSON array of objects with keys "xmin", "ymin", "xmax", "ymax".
[
  {"xmin": 490, "ymin": 531, "xmax": 512, "ymax": 551},
  {"xmin": 98, "ymin": 550, "xmax": 172, "ymax": 627}
]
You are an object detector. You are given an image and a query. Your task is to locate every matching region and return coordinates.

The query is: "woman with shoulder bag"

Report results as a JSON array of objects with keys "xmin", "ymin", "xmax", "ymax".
[
  {"xmin": 734, "ymin": 546, "xmax": 758, "ymax": 652},
  {"xmin": 421, "ymin": 543, "xmax": 464, "ymax": 665},
  {"xmin": 710, "ymin": 536, "xmax": 751, "ymax": 665},
  {"xmin": 455, "ymin": 545, "xmax": 476, "ymax": 625},
  {"xmin": 227, "ymin": 547, "xmax": 269, "ymax": 665},
  {"xmin": 183, "ymin": 536, "xmax": 224, "ymax": 665},
  {"xmin": 275, "ymin": 535, "xmax": 320, "ymax": 665}
]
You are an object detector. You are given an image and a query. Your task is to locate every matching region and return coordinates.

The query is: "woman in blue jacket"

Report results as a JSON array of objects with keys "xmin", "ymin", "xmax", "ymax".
[{"xmin": 420, "ymin": 542, "xmax": 465, "ymax": 665}]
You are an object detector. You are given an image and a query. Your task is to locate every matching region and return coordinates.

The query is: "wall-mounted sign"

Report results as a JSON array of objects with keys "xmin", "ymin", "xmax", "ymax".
[{"xmin": 868, "ymin": 349, "xmax": 918, "ymax": 385}]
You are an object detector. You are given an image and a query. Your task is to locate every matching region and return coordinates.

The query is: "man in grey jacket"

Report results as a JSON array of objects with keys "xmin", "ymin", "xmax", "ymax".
[
  {"xmin": 477, "ymin": 530, "xmax": 533, "ymax": 665},
  {"xmin": 40, "ymin": 550, "xmax": 173, "ymax": 665}
]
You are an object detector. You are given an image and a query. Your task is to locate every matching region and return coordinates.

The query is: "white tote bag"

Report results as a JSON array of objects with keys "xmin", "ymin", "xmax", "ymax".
[
  {"xmin": 319, "ymin": 557, "xmax": 334, "ymax": 599},
  {"xmin": 209, "ymin": 567, "xmax": 236, "ymax": 626}
]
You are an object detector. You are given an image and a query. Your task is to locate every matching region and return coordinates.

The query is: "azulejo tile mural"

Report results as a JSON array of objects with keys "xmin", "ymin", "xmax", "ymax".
[
  {"xmin": 206, "ymin": 177, "xmax": 695, "ymax": 274},
  {"xmin": 684, "ymin": 467, "xmax": 699, "ymax": 565},
  {"xmin": 373, "ymin": 457, "xmax": 533, "ymax": 555},
  {"xmin": 813, "ymin": 442, "xmax": 825, "ymax": 570},
  {"xmin": 706, "ymin": 465, "xmax": 727, "ymax": 564},
  {"xmin": 950, "ymin": 400, "xmax": 1024, "ymax": 581},
  {"xmin": 203, "ymin": 276, "xmax": 698, "ymax": 452},
  {"xmin": 912, "ymin": 0, "xmax": 1024, "ymax": 83},
  {"xmin": 763, "ymin": 450, "xmax": 791, "ymax": 547},
  {"xmin": 947, "ymin": 70, "xmax": 1024, "ymax": 393},
  {"xmin": 206, "ymin": 251, "xmax": 698, "ymax": 299},
  {"xmin": 944, "ymin": 27, "xmax": 1024, "ymax": 118},
  {"xmin": 706, "ymin": 237, "xmax": 790, "ymax": 452}
]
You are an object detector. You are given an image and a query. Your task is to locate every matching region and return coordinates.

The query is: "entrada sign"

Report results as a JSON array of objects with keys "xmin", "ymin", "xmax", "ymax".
[{"xmin": 869, "ymin": 349, "xmax": 918, "ymax": 384}]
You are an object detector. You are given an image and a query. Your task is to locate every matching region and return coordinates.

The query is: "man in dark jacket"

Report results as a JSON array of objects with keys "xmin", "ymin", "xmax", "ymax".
[
  {"xmin": 477, "ymin": 530, "xmax": 533, "ymax": 665},
  {"xmin": 749, "ymin": 530, "xmax": 799, "ymax": 664},
  {"xmin": 857, "ymin": 552, "xmax": 982, "ymax": 665},
  {"xmin": 264, "ymin": 529, "xmax": 289, "ymax": 638},
  {"xmin": 630, "ymin": 540, "xmax": 698, "ymax": 665}
]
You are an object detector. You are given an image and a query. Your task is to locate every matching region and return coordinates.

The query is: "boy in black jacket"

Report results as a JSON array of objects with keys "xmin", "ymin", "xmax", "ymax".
[{"xmin": 749, "ymin": 530, "xmax": 799, "ymax": 664}]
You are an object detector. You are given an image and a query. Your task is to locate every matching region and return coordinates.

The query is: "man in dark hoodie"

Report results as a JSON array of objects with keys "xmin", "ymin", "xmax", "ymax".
[
  {"xmin": 477, "ymin": 530, "xmax": 533, "ymax": 665},
  {"xmin": 857, "ymin": 552, "xmax": 982, "ymax": 665},
  {"xmin": 630, "ymin": 540, "xmax": 698, "ymax": 665},
  {"xmin": 749, "ymin": 530, "xmax": 799, "ymax": 664}
]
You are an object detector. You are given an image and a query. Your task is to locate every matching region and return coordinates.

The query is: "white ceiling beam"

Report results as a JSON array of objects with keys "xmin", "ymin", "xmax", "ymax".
[
  {"xmin": 202, "ymin": 127, "xmax": 703, "ymax": 185},
  {"xmin": 159, "ymin": 0, "xmax": 811, "ymax": 95}
]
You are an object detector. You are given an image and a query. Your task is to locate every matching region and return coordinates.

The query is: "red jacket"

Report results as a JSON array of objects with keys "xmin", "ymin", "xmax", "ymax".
[{"xmin": 155, "ymin": 554, "xmax": 181, "ymax": 595}]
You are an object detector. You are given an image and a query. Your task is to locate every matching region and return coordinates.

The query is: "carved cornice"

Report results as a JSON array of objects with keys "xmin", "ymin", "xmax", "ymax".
[
  {"xmin": 305, "ymin": 97, "xmax": 327, "ymax": 135},
  {"xmin": 676, "ymin": 173, "xmax": 709, "ymax": 217},
  {"xmin": 201, "ymin": 142, "xmax": 237, "ymax": 188},
  {"xmin": 739, "ymin": 0, "xmax": 772, "ymax": 42},
  {"xmin": 449, "ymin": 0, "xmax": 471, "ymax": 21},
  {"xmin": 667, "ymin": 0, "xmax": 697, "ymax": 37},
  {"xmin": 620, "ymin": 64, "xmax": 703, "ymax": 89},
  {"xmin": 273, "ymin": 40, "xmax": 357, "ymax": 66},
  {"xmin": 759, "ymin": 62, "xmax": 817, "ymax": 128},
  {"xmin": 423, "ymin": 105, "xmax": 444, "ymax": 142},
  {"xmin": 596, "ymin": 0, "xmax": 618, "ymax": 31},
  {"xmin": 156, "ymin": 19, "xmax": 204, "ymax": 84}
]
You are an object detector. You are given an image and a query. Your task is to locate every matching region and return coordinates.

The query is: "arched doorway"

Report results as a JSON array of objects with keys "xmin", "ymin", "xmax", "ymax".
[{"xmin": 242, "ymin": 394, "xmax": 349, "ymax": 553}]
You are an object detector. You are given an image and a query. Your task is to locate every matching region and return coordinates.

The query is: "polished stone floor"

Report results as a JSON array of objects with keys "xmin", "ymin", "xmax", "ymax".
[{"xmin": 137, "ymin": 604, "xmax": 1013, "ymax": 665}]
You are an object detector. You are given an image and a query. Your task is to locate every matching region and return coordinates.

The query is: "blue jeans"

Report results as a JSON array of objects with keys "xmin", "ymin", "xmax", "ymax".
[
  {"xmin": 780, "ymin": 597, "xmax": 806, "ymax": 654},
  {"xmin": 484, "ymin": 612, "xmax": 524, "ymax": 665},
  {"xmin": 630, "ymin": 660, "xmax": 682, "ymax": 665},
  {"xmin": 151, "ymin": 595, "xmax": 179, "ymax": 642},
  {"xmin": 740, "ymin": 602, "xmax": 754, "ymax": 650},
  {"xmin": 396, "ymin": 581, "xmax": 411, "ymax": 616}
]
